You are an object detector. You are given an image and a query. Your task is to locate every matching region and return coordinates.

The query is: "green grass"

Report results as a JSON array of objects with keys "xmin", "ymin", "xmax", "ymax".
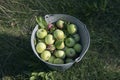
[{"xmin": 0, "ymin": 0, "xmax": 120, "ymax": 80}]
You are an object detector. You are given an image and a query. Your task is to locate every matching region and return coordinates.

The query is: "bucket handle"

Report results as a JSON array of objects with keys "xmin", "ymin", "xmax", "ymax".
[
  {"xmin": 75, "ymin": 48, "xmax": 87, "ymax": 62},
  {"xmin": 75, "ymin": 54, "xmax": 85, "ymax": 63}
]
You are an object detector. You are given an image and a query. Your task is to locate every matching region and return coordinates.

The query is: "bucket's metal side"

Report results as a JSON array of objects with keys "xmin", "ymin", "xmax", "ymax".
[
  {"xmin": 46, "ymin": 63, "xmax": 74, "ymax": 71},
  {"xmin": 75, "ymin": 24, "xmax": 90, "ymax": 62},
  {"xmin": 31, "ymin": 25, "xmax": 41, "ymax": 60}
]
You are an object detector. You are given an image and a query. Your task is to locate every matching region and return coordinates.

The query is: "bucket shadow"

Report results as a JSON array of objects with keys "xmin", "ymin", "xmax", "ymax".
[{"xmin": 0, "ymin": 33, "xmax": 52, "ymax": 78}]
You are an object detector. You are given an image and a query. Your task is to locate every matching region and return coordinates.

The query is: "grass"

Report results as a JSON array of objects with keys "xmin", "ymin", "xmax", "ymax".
[{"xmin": 0, "ymin": 0, "xmax": 120, "ymax": 80}]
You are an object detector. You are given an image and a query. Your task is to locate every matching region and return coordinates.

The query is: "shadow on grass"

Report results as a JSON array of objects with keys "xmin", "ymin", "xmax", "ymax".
[{"xmin": 0, "ymin": 33, "xmax": 51, "ymax": 78}]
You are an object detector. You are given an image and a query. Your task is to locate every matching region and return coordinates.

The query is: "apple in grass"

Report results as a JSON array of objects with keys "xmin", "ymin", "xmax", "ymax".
[
  {"xmin": 65, "ymin": 48, "xmax": 76, "ymax": 58},
  {"xmin": 48, "ymin": 56, "xmax": 55, "ymax": 63},
  {"xmin": 74, "ymin": 43, "xmax": 82, "ymax": 52},
  {"xmin": 56, "ymin": 20, "xmax": 64, "ymax": 28},
  {"xmin": 72, "ymin": 34, "xmax": 80, "ymax": 42},
  {"xmin": 41, "ymin": 50, "xmax": 51, "ymax": 61},
  {"xmin": 36, "ymin": 42, "xmax": 46, "ymax": 53},
  {"xmin": 54, "ymin": 50, "xmax": 65, "ymax": 59},
  {"xmin": 65, "ymin": 37, "xmax": 75, "ymax": 47},
  {"xmin": 45, "ymin": 34, "xmax": 55, "ymax": 45},
  {"xmin": 67, "ymin": 24, "xmax": 77, "ymax": 34},
  {"xmin": 36, "ymin": 29, "xmax": 47, "ymax": 39},
  {"xmin": 55, "ymin": 40, "xmax": 65, "ymax": 49},
  {"xmin": 53, "ymin": 58, "xmax": 64, "ymax": 64},
  {"xmin": 54, "ymin": 29, "xmax": 65, "ymax": 40}
]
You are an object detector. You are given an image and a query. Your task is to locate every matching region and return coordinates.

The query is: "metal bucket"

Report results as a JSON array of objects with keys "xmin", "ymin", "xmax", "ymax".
[{"xmin": 31, "ymin": 14, "xmax": 90, "ymax": 71}]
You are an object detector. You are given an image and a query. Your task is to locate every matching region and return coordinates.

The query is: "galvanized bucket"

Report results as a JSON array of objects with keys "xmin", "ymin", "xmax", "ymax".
[{"xmin": 31, "ymin": 14, "xmax": 90, "ymax": 71}]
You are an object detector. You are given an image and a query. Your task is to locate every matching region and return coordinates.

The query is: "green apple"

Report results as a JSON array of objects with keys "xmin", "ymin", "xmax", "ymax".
[
  {"xmin": 65, "ymin": 37, "xmax": 75, "ymax": 47},
  {"xmin": 36, "ymin": 29, "xmax": 47, "ymax": 39},
  {"xmin": 63, "ymin": 47, "xmax": 68, "ymax": 53},
  {"xmin": 41, "ymin": 50, "xmax": 51, "ymax": 61},
  {"xmin": 73, "ymin": 43, "xmax": 82, "ymax": 52},
  {"xmin": 55, "ymin": 40, "xmax": 65, "ymax": 49},
  {"xmin": 54, "ymin": 29, "xmax": 64, "ymax": 40},
  {"xmin": 72, "ymin": 34, "xmax": 80, "ymax": 42},
  {"xmin": 53, "ymin": 58, "xmax": 64, "ymax": 64},
  {"xmin": 36, "ymin": 42, "xmax": 46, "ymax": 53},
  {"xmin": 48, "ymin": 56, "xmax": 55, "ymax": 63},
  {"xmin": 67, "ymin": 24, "xmax": 77, "ymax": 34},
  {"xmin": 66, "ymin": 48, "xmax": 76, "ymax": 57},
  {"xmin": 65, "ymin": 58, "xmax": 74, "ymax": 63},
  {"xmin": 45, "ymin": 34, "xmax": 55, "ymax": 45},
  {"xmin": 56, "ymin": 20, "xmax": 64, "ymax": 28},
  {"xmin": 54, "ymin": 50, "xmax": 65, "ymax": 59}
]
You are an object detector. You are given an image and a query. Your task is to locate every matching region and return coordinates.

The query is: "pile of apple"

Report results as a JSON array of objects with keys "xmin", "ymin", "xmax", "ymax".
[{"xmin": 35, "ymin": 17, "xmax": 82, "ymax": 64}]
